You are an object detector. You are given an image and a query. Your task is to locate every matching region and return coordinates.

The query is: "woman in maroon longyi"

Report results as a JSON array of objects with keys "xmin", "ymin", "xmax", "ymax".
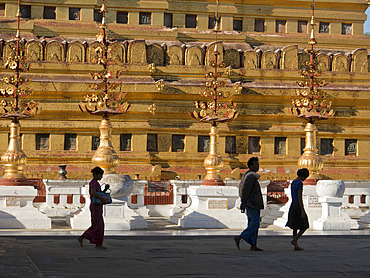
[{"xmin": 78, "ymin": 166, "xmax": 108, "ymax": 249}]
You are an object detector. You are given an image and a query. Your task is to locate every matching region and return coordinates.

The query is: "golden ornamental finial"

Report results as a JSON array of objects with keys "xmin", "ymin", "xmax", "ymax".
[
  {"xmin": 214, "ymin": 0, "xmax": 221, "ymax": 32},
  {"xmin": 100, "ymin": 1, "xmax": 106, "ymax": 27},
  {"xmin": 16, "ymin": 1, "xmax": 20, "ymax": 39},
  {"xmin": 309, "ymin": 0, "xmax": 317, "ymax": 45}
]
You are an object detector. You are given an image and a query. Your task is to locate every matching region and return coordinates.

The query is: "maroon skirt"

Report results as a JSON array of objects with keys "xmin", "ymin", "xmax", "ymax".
[{"xmin": 82, "ymin": 203, "xmax": 104, "ymax": 245}]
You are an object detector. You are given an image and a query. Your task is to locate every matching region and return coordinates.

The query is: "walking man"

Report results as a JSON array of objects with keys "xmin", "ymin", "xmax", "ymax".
[{"xmin": 234, "ymin": 157, "xmax": 264, "ymax": 251}]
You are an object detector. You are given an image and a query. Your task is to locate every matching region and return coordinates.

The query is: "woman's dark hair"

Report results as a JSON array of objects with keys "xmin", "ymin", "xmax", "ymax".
[
  {"xmin": 247, "ymin": 157, "xmax": 259, "ymax": 168},
  {"xmin": 91, "ymin": 166, "xmax": 104, "ymax": 175},
  {"xmin": 297, "ymin": 168, "xmax": 309, "ymax": 179}
]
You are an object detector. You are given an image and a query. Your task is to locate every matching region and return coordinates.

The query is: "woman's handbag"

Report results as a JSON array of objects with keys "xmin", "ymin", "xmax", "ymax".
[{"xmin": 93, "ymin": 184, "xmax": 112, "ymax": 205}]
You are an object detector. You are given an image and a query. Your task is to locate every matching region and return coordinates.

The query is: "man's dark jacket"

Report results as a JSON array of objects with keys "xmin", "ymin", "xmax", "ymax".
[{"xmin": 239, "ymin": 170, "xmax": 264, "ymax": 210}]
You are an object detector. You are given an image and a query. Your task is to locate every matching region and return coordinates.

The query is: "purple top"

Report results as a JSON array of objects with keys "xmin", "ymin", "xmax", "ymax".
[
  {"xmin": 291, "ymin": 179, "xmax": 303, "ymax": 203},
  {"xmin": 89, "ymin": 179, "xmax": 101, "ymax": 201}
]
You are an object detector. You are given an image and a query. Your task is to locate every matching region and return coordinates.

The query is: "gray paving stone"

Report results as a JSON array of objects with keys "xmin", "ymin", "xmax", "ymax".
[
  {"xmin": 0, "ymin": 238, "xmax": 43, "ymax": 278},
  {"xmin": 7, "ymin": 235, "xmax": 368, "ymax": 278}
]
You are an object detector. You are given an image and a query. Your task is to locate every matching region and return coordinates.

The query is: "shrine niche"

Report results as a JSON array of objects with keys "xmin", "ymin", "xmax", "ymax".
[
  {"xmin": 147, "ymin": 43, "xmax": 164, "ymax": 66},
  {"xmin": 46, "ymin": 41, "xmax": 64, "ymax": 62},
  {"xmin": 108, "ymin": 42, "xmax": 126, "ymax": 63},
  {"xmin": 298, "ymin": 52, "xmax": 310, "ymax": 70},
  {"xmin": 185, "ymin": 46, "xmax": 202, "ymax": 66},
  {"xmin": 87, "ymin": 42, "xmax": 102, "ymax": 63},
  {"xmin": 3, "ymin": 41, "xmax": 15, "ymax": 60},
  {"xmin": 166, "ymin": 45, "xmax": 183, "ymax": 65},
  {"xmin": 224, "ymin": 49, "xmax": 241, "ymax": 69},
  {"xmin": 66, "ymin": 42, "xmax": 84, "ymax": 63},
  {"xmin": 332, "ymin": 54, "xmax": 349, "ymax": 72},
  {"xmin": 351, "ymin": 48, "xmax": 368, "ymax": 73},
  {"xmin": 316, "ymin": 53, "xmax": 330, "ymax": 71},
  {"xmin": 280, "ymin": 45, "xmax": 298, "ymax": 70},
  {"xmin": 26, "ymin": 40, "xmax": 43, "ymax": 61},
  {"xmin": 205, "ymin": 42, "xmax": 223, "ymax": 66},
  {"xmin": 243, "ymin": 50, "xmax": 259, "ymax": 69},
  {"xmin": 261, "ymin": 50, "xmax": 277, "ymax": 69},
  {"xmin": 128, "ymin": 40, "xmax": 147, "ymax": 64}
]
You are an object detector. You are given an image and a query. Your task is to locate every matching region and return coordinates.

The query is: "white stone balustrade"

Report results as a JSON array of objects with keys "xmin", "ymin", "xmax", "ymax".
[
  {"xmin": 41, "ymin": 179, "xmax": 89, "ymax": 220},
  {"xmin": 127, "ymin": 180, "xmax": 150, "ymax": 218},
  {"xmin": 169, "ymin": 179, "xmax": 269, "ymax": 228},
  {"xmin": 12, "ymin": 177, "xmax": 365, "ymax": 230},
  {"xmin": 342, "ymin": 181, "xmax": 370, "ymax": 208},
  {"xmin": 169, "ymin": 180, "xmax": 201, "ymax": 224}
]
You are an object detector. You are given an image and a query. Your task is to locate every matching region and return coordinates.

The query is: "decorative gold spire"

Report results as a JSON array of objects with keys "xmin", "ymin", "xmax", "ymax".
[
  {"xmin": 290, "ymin": 0, "xmax": 335, "ymax": 183},
  {"xmin": 214, "ymin": 0, "xmax": 220, "ymax": 32},
  {"xmin": 79, "ymin": 0, "xmax": 131, "ymax": 174},
  {"xmin": 309, "ymin": 0, "xmax": 317, "ymax": 45},
  {"xmin": 190, "ymin": 0, "xmax": 238, "ymax": 186},
  {"xmin": 0, "ymin": 0, "xmax": 39, "ymax": 186}
]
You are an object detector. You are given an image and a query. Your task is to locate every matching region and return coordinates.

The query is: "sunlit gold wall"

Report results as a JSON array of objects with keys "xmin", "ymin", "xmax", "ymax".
[{"xmin": 0, "ymin": 0, "xmax": 369, "ymax": 180}]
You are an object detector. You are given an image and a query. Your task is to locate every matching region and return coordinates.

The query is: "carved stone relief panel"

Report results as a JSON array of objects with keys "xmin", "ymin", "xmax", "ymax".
[
  {"xmin": 26, "ymin": 40, "xmax": 43, "ymax": 61},
  {"xmin": 128, "ymin": 40, "xmax": 147, "ymax": 64},
  {"xmin": 108, "ymin": 41, "xmax": 125, "ymax": 63},
  {"xmin": 351, "ymin": 48, "xmax": 368, "ymax": 73},
  {"xmin": 261, "ymin": 50, "xmax": 277, "ymax": 69},
  {"xmin": 87, "ymin": 42, "xmax": 102, "ymax": 63},
  {"xmin": 166, "ymin": 45, "xmax": 183, "ymax": 65},
  {"xmin": 46, "ymin": 41, "xmax": 64, "ymax": 62},
  {"xmin": 332, "ymin": 54, "xmax": 349, "ymax": 72},
  {"xmin": 147, "ymin": 43, "xmax": 164, "ymax": 66},
  {"xmin": 185, "ymin": 46, "xmax": 202, "ymax": 66},
  {"xmin": 280, "ymin": 45, "xmax": 298, "ymax": 70},
  {"xmin": 3, "ymin": 41, "xmax": 15, "ymax": 60},
  {"xmin": 205, "ymin": 42, "xmax": 223, "ymax": 66},
  {"xmin": 316, "ymin": 53, "xmax": 330, "ymax": 72},
  {"xmin": 224, "ymin": 49, "xmax": 240, "ymax": 69},
  {"xmin": 298, "ymin": 52, "xmax": 310, "ymax": 70},
  {"xmin": 243, "ymin": 50, "xmax": 259, "ymax": 69},
  {"xmin": 66, "ymin": 42, "xmax": 84, "ymax": 63}
]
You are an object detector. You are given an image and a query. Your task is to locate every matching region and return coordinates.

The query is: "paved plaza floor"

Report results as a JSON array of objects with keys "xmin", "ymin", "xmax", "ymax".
[{"xmin": 1, "ymin": 219, "xmax": 370, "ymax": 278}]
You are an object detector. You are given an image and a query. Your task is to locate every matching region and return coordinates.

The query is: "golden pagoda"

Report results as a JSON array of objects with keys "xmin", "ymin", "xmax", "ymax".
[{"xmin": 0, "ymin": 0, "xmax": 367, "ymax": 181}]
